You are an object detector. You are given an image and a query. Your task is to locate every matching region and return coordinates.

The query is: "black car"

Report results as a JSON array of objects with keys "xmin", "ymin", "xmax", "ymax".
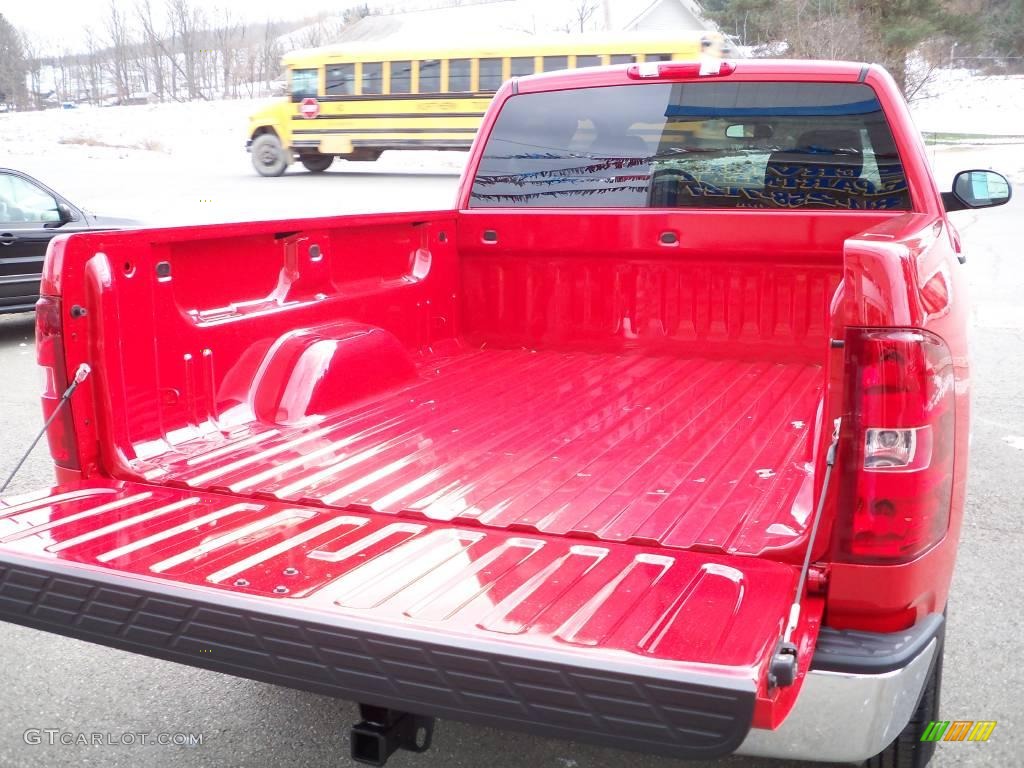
[{"xmin": 0, "ymin": 168, "xmax": 138, "ymax": 313}]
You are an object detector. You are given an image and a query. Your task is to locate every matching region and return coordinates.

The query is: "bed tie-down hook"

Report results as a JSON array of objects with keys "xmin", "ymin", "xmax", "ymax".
[
  {"xmin": 0, "ymin": 364, "xmax": 91, "ymax": 495},
  {"xmin": 768, "ymin": 417, "xmax": 841, "ymax": 688}
]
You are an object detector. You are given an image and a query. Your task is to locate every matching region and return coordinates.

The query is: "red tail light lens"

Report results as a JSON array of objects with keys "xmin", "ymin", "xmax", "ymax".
[
  {"xmin": 626, "ymin": 60, "xmax": 735, "ymax": 79},
  {"xmin": 35, "ymin": 297, "xmax": 80, "ymax": 470},
  {"xmin": 834, "ymin": 328, "xmax": 955, "ymax": 563}
]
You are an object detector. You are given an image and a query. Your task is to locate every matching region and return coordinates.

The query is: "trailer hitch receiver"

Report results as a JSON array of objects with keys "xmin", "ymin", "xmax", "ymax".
[{"xmin": 351, "ymin": 704, "xmax": 435, "ymax": 766}]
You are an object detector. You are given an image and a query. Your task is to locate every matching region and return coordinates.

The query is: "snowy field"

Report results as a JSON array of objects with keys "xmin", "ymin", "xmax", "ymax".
[
  {"xmin": 1, "ymin": 69, "xmax": 1022, "ymax": 226},
  {"xmin": 0, "ymin": 98, "xmax": 466, "ymax": 225}
]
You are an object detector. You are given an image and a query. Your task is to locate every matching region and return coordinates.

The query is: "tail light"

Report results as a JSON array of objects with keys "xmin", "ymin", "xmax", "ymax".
[
  {"xmin": 35, "ymin": 296, "xmax": 80, "ymax": 470},
  {"xmin": 627, "ymin": 60, "xmax": 735, "ymax": 79},
  {"xmin": 833, "ymin": 328, "xmax": 955, "ymax": 563}
]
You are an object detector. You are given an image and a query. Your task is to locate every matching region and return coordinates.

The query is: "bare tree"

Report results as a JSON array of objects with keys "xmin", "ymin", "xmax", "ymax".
[
  {"xmin": 82, "ymin": 26, "xmax": 104, "ymax": 104},
  {"xmin": 258, "ymin": 18, "xmax": 283, "ymax": 95},
  {"xmin": 136, "ymin": 0, "xmax": 166, "ymax": 101},
  {"xmin": 572, "ymin": 1, "xmax": 599, "ymax": 33},
  {"xmin": 211, "ymin": 6, "xmax": 240, "ymax": 98},
  {"xmin": 55, "ymin": 49, "xmax": 71, "ymax": 102},
  {"xmin": 105, "ymin": 0, "xmax": 133, "ymax": 101},
  {"xmin": 167, "ymin": 0, "xmax": 200, "ymax": 99},
  {"xmin": 20, "ymin": 33, "xmax": 43, "ymax": 108}
]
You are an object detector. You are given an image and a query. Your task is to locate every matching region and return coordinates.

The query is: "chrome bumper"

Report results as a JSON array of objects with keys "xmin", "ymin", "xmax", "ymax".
[{"xmin": 739, "ymin": 616, "xmax": 941, "ymax": 762}]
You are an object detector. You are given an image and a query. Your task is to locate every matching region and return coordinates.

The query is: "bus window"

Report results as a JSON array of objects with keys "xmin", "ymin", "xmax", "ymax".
[
  {"xmin": 510, "ymin": 57, "xmax": 534, "ymax": 77},
  {"xmin": 479, "ymin": 58, "xmax": 503, "ymax": 91},
  {"xmin": 646, "ymin": 53, "xmax": 673, "ymax": 62},
  {"xmin": 290, "ymin": 68, "xmax": 318, "ymax": 101},
  {"xmin": 575, "ymin": 55, "xmax": 601, "ymax": 69},
  {"xmin": 325, "ymin": 64, "xmax": 355, "ymax": 95},
  {"xmin": 362, "ymin": 62, "xmax": 383, "ymax": 95},
  {"xmin": 543, "ymin": 56, "xmax": 569, "ymax": 72},
  {"xmin": 610, "ymin": 54, "xmax": 635, "ymax": 65},
  {"xmin": 391, "ymin": 60, "xmax": 412, "ymax": 94},
  {"xmin": 419, "ymin": 60, "xmax": 441, "ymax": 93},
  {"xmin": 449, "ymin": 59, "xmax": 472, "ymax": 91}
]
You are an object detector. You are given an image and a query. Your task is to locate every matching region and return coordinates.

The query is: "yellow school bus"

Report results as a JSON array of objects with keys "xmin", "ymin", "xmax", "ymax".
[{"xmin": 245, "ymin": 32, "xmax": 729, "ymax": 176}]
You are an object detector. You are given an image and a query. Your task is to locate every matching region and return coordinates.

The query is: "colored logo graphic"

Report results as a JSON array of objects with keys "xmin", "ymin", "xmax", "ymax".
[{"xmin": 921, "ymin": 721, "xmax": 997, "ymax": 742}]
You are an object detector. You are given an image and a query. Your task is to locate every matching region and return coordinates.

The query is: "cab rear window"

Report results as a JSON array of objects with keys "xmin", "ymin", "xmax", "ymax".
[{"xmin": 469, "ymin": 82, "xmax": 911, "ymax": 210}]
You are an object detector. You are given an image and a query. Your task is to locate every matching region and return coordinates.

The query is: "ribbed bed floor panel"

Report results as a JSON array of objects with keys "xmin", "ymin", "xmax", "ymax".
[{"xmin": 148, "ymin": 348, "xmax": 822, "ymax": 556}]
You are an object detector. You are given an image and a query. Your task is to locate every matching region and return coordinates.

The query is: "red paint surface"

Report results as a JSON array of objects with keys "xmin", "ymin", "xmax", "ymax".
[
  {"xmin": 6, "ymin": 60, "xmax": 975, "ymax": 731},
  {"xmin": 0, "ymin": 480, "xmax": 822, "ymax": 724}
]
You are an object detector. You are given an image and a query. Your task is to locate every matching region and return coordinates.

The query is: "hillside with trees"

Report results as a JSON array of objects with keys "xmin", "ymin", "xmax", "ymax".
[
  {"xmin": 704, "ymin": 0, "xmax": 1023, "ymax": 96},
  {"xmin": 2, "ymin": 1, "xmax": 1022, "ymax": 110}
]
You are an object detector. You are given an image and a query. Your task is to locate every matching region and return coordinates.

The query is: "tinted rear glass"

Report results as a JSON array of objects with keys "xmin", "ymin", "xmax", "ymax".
[{"xmin": 469, "ymin": 82, "xmax": 910, "ymax": 210}]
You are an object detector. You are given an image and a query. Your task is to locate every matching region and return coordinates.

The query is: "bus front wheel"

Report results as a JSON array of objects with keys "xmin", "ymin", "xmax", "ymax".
[
  {"xmin": 300, "ymin": 154, "xmax": 334, "ymax": 173},
  {"xmin": 251, "ymin": 134, "xmax": 289, "ymax": 177}
]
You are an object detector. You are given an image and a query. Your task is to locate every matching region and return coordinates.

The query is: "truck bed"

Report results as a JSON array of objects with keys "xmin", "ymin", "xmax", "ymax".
[{"xmin": 143, "ymin": 347, "xmax": 821, "ymax": 556}]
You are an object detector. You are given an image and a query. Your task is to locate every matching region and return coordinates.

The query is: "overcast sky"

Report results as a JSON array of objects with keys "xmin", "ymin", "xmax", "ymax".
[{"xmin": 5, "ymin": 0, "xmax": 399, "ymax": 51}]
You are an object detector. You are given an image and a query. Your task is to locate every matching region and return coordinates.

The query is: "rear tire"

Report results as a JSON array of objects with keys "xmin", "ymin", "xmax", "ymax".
[
  {"xmin": 300, "ymin": 154, "xmax": 334, "ymax": 173},
  {"xmin": 251, "ymin": 134, "xmax": 289, "ymax": 177},
  {"xmin": 865, "ymin": 644, "xmax": 943, "ymax": 768}
]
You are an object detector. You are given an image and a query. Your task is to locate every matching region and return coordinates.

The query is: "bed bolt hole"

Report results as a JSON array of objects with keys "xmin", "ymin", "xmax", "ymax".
[
  {"xmin": 123, "ymin": 261, "xmax": 135, "ymax": 276},
  {"xmin": 438, "ymin": 231, "xmax": 448, "ymax": 242},
  {"xmin": 659, "ymin": 231, "xmax": 679, "ymax": 245},
  {"xmin": 233, "ymin": 578, "xmax": 249, "ymax": 587},
  {"xmin": 273, "ymin": 585, "xmax": 289, "ymax": 594},
  {"xmin": 482, "ymin": 229, "xmax": 498, "ymax": 243},
  {"xmin": 283, "ymin": 567, "xmax": 299, "ymax": 576},
  {"xmin": 308, "ymin": 244, "xmax": 322, "ymax": 262}
]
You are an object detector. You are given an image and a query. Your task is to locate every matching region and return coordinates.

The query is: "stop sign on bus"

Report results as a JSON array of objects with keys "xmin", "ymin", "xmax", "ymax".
[{"xmin": 299, "ymin": 98, "xmax": 320, "ymax": 119}]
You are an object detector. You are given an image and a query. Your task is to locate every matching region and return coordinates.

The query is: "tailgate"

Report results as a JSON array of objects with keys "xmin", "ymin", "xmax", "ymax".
[{"xmin": 0, "ymin": 480, "xmax": 822, "ymax": 758}]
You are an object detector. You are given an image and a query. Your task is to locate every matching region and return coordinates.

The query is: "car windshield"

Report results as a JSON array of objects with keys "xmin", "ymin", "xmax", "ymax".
[{"xmin": 469, "ymin": 81, "xmax": 911, "ymax": 210}]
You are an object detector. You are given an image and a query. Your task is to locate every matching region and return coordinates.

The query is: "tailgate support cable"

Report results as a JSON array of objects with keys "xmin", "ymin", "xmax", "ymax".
[
  {"xmin": 1, "ymin": 364, "xmax": 91, "ymax": 495},
  {"xmin": 768, "ymin": 417, "xmax": 841, "ymax": 688}
]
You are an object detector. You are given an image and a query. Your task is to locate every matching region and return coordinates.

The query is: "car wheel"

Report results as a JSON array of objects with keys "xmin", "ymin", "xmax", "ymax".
[
  {"xmin": 251, "ymin": 134, "xmax": 289, "ymax": 177},
  {"xmin": 865, "ymin": 643, "xmax": 943, "ymax": 768},
  {"xmin": 300, "ymin": 154, "xmax": 334, "ymax": 173}
]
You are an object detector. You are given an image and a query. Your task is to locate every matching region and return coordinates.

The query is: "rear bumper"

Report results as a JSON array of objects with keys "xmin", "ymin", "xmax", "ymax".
[{"xmin": 740, "ymin": 614, "xmax": 943, "ymax": 762}]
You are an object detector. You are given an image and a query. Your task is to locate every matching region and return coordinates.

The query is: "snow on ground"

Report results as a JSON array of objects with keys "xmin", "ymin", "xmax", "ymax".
[
  {"xmin": 0, "ymin": 97, "xmax": 467, "ymax": 224},
  {"xmin": 0, "ymin": 69, "xmax": 1020, "ymax": 226},
  {"xmin": 911, "ymin": 68, "xmax": 1024, "ymax": 137}
]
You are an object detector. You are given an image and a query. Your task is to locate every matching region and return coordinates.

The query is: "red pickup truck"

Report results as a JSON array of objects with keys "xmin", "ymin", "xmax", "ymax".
[{"xmin": 0, "ymin": 60, "xmax": 1010, "ymax": 767}]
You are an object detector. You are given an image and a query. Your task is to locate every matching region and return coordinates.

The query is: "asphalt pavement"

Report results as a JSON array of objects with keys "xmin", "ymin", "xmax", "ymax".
[{"xmin": 0, "ymin": 151, "xmax": 1022, "ymax": 768}]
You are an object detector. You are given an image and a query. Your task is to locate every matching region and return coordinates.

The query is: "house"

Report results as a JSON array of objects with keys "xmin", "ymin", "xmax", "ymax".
[
  {"xmin": 320, "ymin": 0, "xmax": 717, "ymax": 45},
  {"xmin": 607, "ymin": 0, "xmax": 716, "ymax": 33}
]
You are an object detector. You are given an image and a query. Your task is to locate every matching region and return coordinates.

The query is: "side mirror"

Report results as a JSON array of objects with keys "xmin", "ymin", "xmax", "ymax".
[
  {"xmin": 44, "ymin": 202, "xmax": 76, "ymax": 229},
  {"xmin": 725, "ymin": 123, "xmax": 773, "ymax": 140},
  {"xmin": 943, "ymin": 169, "xmax": 1012, "ymax": 212}
]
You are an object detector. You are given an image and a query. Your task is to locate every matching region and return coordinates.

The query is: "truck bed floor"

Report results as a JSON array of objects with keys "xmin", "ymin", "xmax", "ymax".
[{"xmin": 146, "ymin": 348, "xmax": 822, "ymax": 556}]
